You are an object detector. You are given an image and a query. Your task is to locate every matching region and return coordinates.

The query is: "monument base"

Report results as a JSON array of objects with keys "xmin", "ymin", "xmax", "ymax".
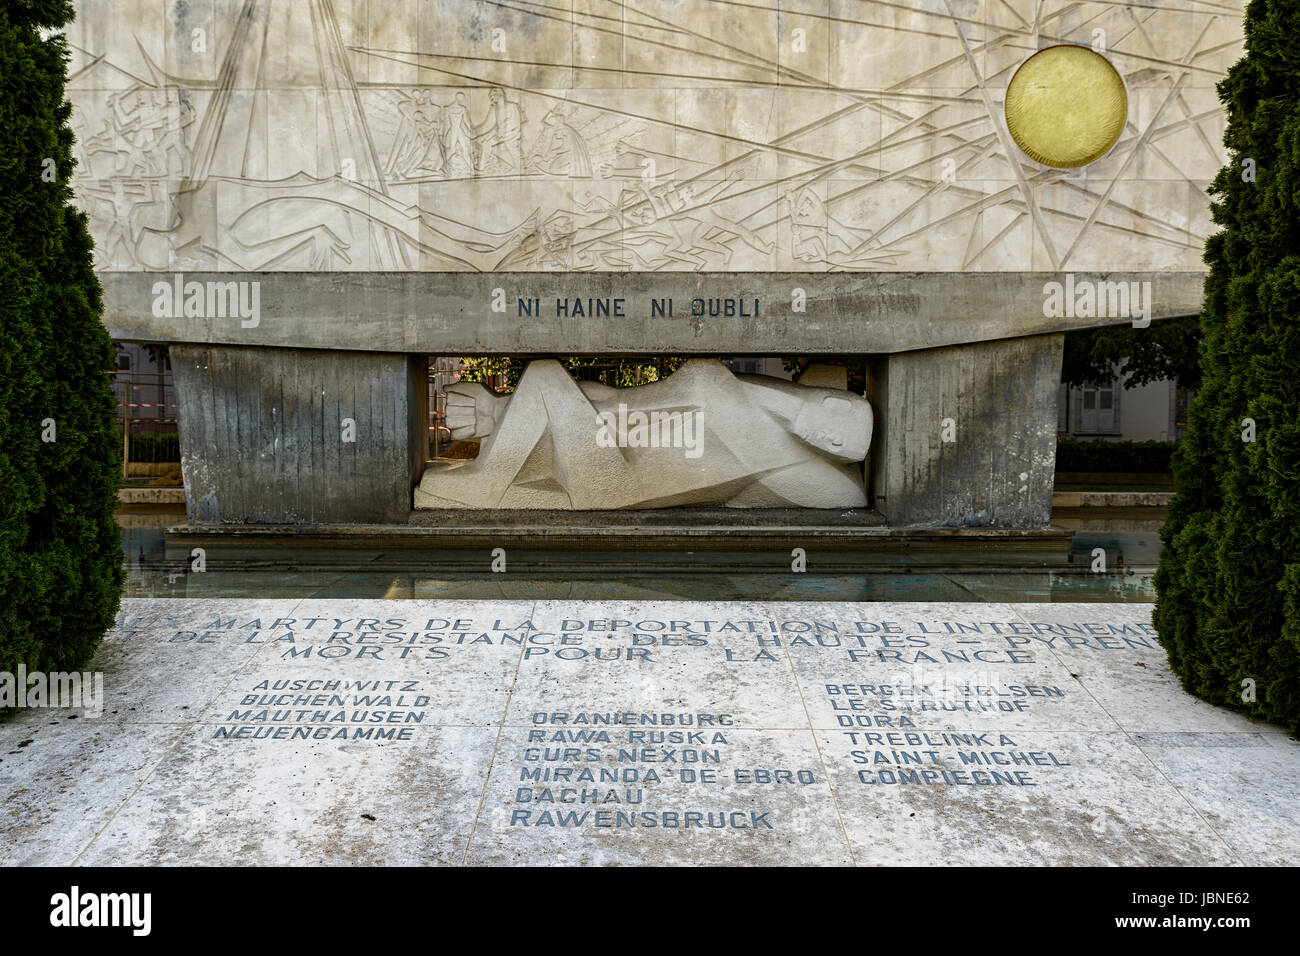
[
  {"xmin": 161, "ymin": 511, "xmax": 1072, "ymax": 572},
  {"xmin": 162, "ymin": 335, "xmax": 1065, "ymax": 530},
  {"xmin": 2, "ymin": 598, "xmax": 1295, "ymax": 866}
]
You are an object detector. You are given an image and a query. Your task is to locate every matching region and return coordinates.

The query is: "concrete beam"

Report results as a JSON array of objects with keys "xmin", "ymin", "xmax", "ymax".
[{"xmin": 103, "ymin": 271, "xmax": 1203, "ymax": 356}]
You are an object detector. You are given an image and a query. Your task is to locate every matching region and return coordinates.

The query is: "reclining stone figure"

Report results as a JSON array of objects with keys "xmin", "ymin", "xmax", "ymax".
[{"xmin": 414, "ymin": 358, "xmax": 872, "ymax": 509}]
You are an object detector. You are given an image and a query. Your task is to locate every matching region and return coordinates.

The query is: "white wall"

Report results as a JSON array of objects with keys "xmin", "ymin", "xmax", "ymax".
[
  {"xmin": 1058, "ymin": 368, "xmax": 1177, "ymax": 442},
  {"xmin": 1117, "ymin": 376, "xmax": 1176, "ymax": 442}
]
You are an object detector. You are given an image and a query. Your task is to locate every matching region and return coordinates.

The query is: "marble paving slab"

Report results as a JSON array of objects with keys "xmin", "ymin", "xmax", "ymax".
[{"xmin": 0, "ymin": 599, "xmax": 1295, "ymax": 866}]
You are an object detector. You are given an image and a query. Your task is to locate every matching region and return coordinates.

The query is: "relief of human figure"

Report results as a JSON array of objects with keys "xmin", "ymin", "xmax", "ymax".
[
  {"xmin": 786, "ymin": 184, "xmax": 875, "ymax": 265},
  {"xmin": 474, "ymin": 87, "xmax": 525, "ymax": 175},
  {"xmin": 611, "ymin": 179, "xmax": 774, "ymax": 270},
  {"xmin": 386, "ymin": 89, "xmax": 445, "ymax": 179},
  {"xmin": 155, "ymin": 89, "xmax": 196, "ymax": 178},
  {"xmin": 527, "ymin": 102, "xmax": 593, "ymax": 177},
  {"xmin": 415, "ymin": 359, "xmax": 872, "ymax": 509},
  {"xmin": 83, "ymin": 87, "xmax": 195, "ymax": 180},
  {"xmin": 441, "ymin": 91, "xmax": 475, "ymax": 178}
]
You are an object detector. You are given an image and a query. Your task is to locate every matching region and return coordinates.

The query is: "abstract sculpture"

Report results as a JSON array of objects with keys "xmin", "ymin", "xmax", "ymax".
[{"xmin": 414, "ymin": 359, "xmax": 872, "ymax": 510}]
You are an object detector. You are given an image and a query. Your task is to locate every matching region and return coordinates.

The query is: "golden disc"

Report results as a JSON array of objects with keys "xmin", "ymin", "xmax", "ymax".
[{"xmin": 1005, "ymin": 45, "xmax": 1127, "ymax": 168}]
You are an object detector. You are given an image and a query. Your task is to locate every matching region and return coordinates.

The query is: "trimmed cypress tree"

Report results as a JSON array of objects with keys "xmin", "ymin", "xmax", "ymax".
[
  {"xmin": 0, "ymin": 0, "xmax": 123, "ymax": 679},
  {"xmin": 1154, "ymin": 0, "xmax": 1300, "ymax": 733}
]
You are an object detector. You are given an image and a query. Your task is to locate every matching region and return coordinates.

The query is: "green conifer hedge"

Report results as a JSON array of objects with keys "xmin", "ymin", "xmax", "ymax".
[
  {"xmin": 1154, "ymin": 0, "xmax": 1300, "ymax": 733},
  {"xmin": 0, "ymin": 0, "xmax": 123, "ymax": 677}
]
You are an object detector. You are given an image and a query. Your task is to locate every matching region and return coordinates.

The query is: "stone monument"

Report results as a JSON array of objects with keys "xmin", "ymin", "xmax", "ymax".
[
  {"xmin": 68, "ymin": 0, "xmax": 1240, "ymax": 529},
  {"xmin": 415, "ymin": 359, "xmax": 873, "ymax": 510}
]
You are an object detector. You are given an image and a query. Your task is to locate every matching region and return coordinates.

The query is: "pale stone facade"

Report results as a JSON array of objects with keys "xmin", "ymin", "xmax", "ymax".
[
  {"xmin": 65, "ymin": 0, "xmax": 1243, "ymax": 525},
  {"xmin": 66, "ymin": 0, "xmax": 1241, "ymax": 275}
]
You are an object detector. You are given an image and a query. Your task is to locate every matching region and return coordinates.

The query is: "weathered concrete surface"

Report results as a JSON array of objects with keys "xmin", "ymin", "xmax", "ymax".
[
  {"xmin": 102, "ymin": 270, "xmax": 1203, "ymax": 355},
  {"xmin": 871, "ymin": 334, "xmax": 1064, "ymax": 528},
  {"xmin": 170, "ymin": 346, "xmax": 427, "ymax": 524},
  {"xmin": 1, "ymin": 599, "xmax": 1295, "ymax": 866}
]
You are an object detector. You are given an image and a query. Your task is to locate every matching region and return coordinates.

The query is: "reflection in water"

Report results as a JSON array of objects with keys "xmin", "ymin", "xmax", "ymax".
[{"xmin": 119, "ymin": 526, "xmax": 1159, "ymax": 603}]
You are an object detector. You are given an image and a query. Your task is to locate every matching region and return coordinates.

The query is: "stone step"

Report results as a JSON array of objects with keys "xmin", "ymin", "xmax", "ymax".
[
  {"xmin": 117, "ymin": 486, "xmax": 186, "ymax": 504},
  {"xmin": 1052, "ymin": 491, "xmax": 1173, "ymax": 508}
]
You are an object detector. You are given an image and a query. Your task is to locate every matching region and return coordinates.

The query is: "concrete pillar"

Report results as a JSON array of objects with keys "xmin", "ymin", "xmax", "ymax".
[
  {"xmin": 170, "ymin": 345, "xmax": 427, "ymax": 524},
  {"xmin": 870, "ymin": 334, "xmax": 1063, "ymax": 528}
]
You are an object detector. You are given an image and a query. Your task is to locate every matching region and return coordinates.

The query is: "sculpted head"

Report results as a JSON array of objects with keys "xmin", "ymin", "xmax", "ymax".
[{"xmin": 792, "ymin": 394, "xmax": 872, "ymax": 463}]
